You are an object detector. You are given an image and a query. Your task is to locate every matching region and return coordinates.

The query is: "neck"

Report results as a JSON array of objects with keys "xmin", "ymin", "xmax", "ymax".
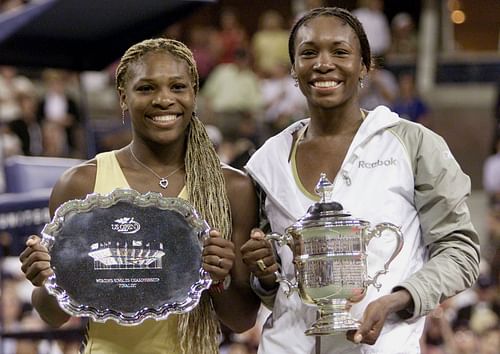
[
  {"xmin": 129, "ymin": 139, "xmax": 185, "ymax": 168},
  {"xmin": 307, "ymin": 104, "xmax": 364, "ymax": 138}
]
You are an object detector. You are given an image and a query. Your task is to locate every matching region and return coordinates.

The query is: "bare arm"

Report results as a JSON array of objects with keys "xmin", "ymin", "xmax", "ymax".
[
  {"xmin": 207, "ymin": 166, "xmax": 260, "ymax": 333},
  {"xmin": 20, "ymin": 162, "xmax": 97, "ymax": 327}
]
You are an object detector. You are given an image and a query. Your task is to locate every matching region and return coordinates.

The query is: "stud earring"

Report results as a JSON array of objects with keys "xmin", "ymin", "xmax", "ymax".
[
  {"xmin": 122, "ymin": 110, "xmax": 126, "ymax": 125},
  {"xmin": 359, "ymin": 78, "xmax": 365, "ymax": 89},
  {"xmin": 290, "ymin": 69, "xmax": 299, "ymax": 87}
]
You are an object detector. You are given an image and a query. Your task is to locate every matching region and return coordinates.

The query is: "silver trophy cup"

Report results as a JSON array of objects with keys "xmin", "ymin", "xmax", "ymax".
[{"xmin": 267, "ymin": 173, "xmax": 404, "ymax": 335}]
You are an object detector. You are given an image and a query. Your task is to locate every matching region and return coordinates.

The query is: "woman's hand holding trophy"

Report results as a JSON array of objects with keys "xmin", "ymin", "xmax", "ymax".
[{"xmin": 241, "ymin": 229, "xmax": 279, "ymax": 291}]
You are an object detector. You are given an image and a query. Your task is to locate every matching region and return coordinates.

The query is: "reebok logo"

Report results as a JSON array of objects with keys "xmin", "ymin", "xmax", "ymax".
[{"xmin": 358, "ymin": 158, "xmax": 397, "ymax": 168}]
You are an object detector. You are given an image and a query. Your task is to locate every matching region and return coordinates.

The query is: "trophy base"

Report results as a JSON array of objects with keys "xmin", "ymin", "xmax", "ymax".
[
  {"xmin": 305, "ymin": 300, "xmax": 360, "ymax": 336},
  {"xmin": 305, "ymin": 314, "xmax": 359, "ymax": 336}
]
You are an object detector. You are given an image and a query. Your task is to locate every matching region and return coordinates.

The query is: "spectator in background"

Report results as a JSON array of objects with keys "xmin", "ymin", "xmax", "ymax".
[
  {"xmin": 1, "ymin": 276, "xmax": 29, "ymax": 353},
  {"xmin": 215, "ymin": 8, "xmax": 249, "ymax": 65},
  {"xmin": 0, "ymin": 122, "xmax": 22, "ymax": 158},
  {"xmin": 162, "ymin": 22, "xmax": 183, "ymax": 41},
  {"xmin": 483, "ymin": 134, "xmax": 500, "ymax": 256},
  {"xmin": 0, "ymin": 65, "xmax": 35, "ymax": 124},
  {"xmin": 352, "ymin": 0, "xmax": 391, "ymax": 58},
  {"xmin": 421, "ymin": 298, "xmax": 462, "ymax": 354},
  {"xmin": 421, "ymin": 275, "xmax": 500, "ymax": 354},
  {"xmin": 358, "ymin": 60, "xmax": 398, "ymax": 110},
  {"xmin": 488, "ymin": 200, "xmax": 500, "ymax": 263},
  {"xmin": 251, "ymin": 10, "xmax": 290, "ymax": 78},
  {"xmin": 8, "ymin": 91, "xmax": 43, "ymax": 156},
  {"xmin": 393, "ymin": 71, "xmax": 431, "ymax": 127},
  {"xmin": 205, "ymin": 124, "xmax": 224, "ymax": 153},
  {"xmin": 421, "ymin": 296, "xmax": 490, "ymax": 354},
  {"xmin": 187, "ymin": 25, "xmax": 220, "ymax": 88},
  {"xmin": 0, "ymin": 138, "xmax": 4, "ymax": 192},
  {"xmin": 422, "ymin": 308, "xmax": 446, "ymax": 353},
  {"xmin": 37, "ymin": 69, "xmax": 81, "ymax": 158},
  {"xmin": 389, "ymin": 12, "xmax": 418, "ymax": 56},
  {"xmin": 260, "ymin": 62, "xmax": 308, "ymax": 138},
  {"xmin": 200, "ymin": 47, "xmax": 263, "ymax": 141},
  {"xmin": 478, "ymin": 327, "xmax": 500, "ymax": 354},
  {"xmin": 494, "ymin": 81, "xmax": 500, "ymax": 151},
  {"xmin": 445, "ymin": 322, "xmax": 480, "ymax": 354},
  {"xmin": 294, "ymin": 0, "xmax": 327, "ymax": 22},
  {"xmin": 483, "ymin": 134, "xmax": 500, "ymax": 205},
  {"xmin": 453, "ymin": 274, "xmax": 500, "ymax": 334},
  {"xmin": 304, "ymin": 0, "xmax": 326, "ymax": 10},
  {"xmin": 0, "ymin": 0, "xmax": 26, "ymax": 12},
  {"xmin": 1, "ymin": 264, "xmax": 48, "ymax": 354}
]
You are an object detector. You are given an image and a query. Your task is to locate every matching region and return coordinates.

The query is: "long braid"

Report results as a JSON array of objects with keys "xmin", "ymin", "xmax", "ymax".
[
  {"xmin": 186, "ymin": 115, "xmax": 232, "ymax": 242},
  {"xmin": 179, "ymin": 114, "xmax": 232, "ymax": 354},
  {"xmin": 116, "ymin": 37, "xmax": 231, "ymax": 354}
]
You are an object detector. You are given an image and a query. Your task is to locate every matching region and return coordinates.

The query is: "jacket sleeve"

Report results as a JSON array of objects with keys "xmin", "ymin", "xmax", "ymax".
[{"xmin": 394, "ymin": 125, "xmax": 480, "ymax": 319}]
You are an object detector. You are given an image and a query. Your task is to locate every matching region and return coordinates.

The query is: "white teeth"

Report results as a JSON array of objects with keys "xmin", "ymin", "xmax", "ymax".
[
  {"xmin": 152, "ymin": 115, "xmax": 177, "ymax": 122},
  {"xmin": 313, "ymin": 81, "xmax": 339, "ymax": 88}
]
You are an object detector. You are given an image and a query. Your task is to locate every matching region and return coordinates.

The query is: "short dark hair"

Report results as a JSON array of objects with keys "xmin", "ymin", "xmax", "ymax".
[{"xmin": 288, "ymin": 7, "xmax": 372, "ymax": 72}]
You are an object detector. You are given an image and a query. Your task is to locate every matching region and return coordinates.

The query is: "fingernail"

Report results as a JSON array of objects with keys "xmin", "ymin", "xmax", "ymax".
[
  {"xmin": 354, "ymin": 333, "xmax": 363, "ymax": 344},
  {"xmin": 251, "ymin": 229, "xmax": 264, "ymax": 239}
]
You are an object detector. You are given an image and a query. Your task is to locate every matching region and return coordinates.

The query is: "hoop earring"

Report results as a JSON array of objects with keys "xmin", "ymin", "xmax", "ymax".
[{"xmin": 359, "ymin": 78, "xmax": 365, "ymax": 89}]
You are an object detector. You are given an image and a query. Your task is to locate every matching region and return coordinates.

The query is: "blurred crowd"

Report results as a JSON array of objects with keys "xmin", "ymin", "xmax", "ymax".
[
  {"xmin": 0, "ymin": 1, "xmax": 499, "ymax": 354},
  {"xmin": 0, "ymin": 0, "xmax": 432, "ymax": 180}
]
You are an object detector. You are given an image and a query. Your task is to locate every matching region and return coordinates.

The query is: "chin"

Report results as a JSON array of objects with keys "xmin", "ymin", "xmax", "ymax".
[{"xmin": 311, "ymin": 100, "xmax": 342, "ymax": 110}]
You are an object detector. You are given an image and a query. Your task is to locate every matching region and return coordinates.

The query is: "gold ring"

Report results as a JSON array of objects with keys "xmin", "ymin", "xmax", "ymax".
[{"xmin": 256, "ymin": 259, "xmax": 267, "ymax": 271}]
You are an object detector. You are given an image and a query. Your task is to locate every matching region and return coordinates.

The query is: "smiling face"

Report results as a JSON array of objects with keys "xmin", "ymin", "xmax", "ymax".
[
  {"xmin": 120, "ymin": 51, "xmax": 195, "ymax": 146},
  {"xmin": 292, "ymin": 15, "xmax": 367, "ymax": 110}
]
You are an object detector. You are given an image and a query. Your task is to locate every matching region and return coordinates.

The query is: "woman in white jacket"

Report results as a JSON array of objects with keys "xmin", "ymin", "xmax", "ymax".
[{"xmin": 240, "ymin": 7, "xmax": 480, "ymax": 354}]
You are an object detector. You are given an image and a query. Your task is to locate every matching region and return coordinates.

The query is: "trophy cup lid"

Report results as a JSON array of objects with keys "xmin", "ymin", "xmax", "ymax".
[{"xmin": 294, "ymin": 173, "xmax": 367, "ymax": 227}]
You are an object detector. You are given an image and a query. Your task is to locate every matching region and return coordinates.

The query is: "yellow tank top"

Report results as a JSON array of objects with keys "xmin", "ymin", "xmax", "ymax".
[{"xmin": 83, "ymin": 151, "xmax": 187, "ymax": 354}]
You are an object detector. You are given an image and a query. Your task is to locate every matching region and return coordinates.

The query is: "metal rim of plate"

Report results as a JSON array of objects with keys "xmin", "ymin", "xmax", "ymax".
[{"xmin": 41, "ymin": 188, "xmax": 212, "ymax": 326}]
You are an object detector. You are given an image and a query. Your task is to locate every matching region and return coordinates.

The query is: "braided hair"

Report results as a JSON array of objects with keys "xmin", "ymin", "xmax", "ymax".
[
  {"xmin": 115, "ymin": 37, "xmax": 231, "ymax": 354},
  {"xmin": 288, "ymin": 7, "xmax": 372, "ymax": 72}
]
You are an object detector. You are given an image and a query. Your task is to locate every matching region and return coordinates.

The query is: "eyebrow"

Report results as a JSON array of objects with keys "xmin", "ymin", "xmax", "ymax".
[
  {"xmin": 298, "ymin": 40, "xmax": 351, "ymax": 48},
  {"xmin": 136, "ymin": 75, "xmax": 188, "ymax": 82}
]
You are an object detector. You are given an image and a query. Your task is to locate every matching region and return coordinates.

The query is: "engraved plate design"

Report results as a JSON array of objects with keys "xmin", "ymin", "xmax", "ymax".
[{"xmin": 41, "ymin": 188, "xmax": 211, "ymax": 325}]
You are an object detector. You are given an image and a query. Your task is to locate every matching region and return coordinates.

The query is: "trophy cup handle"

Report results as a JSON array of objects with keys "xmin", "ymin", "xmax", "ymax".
[
  {"xmin": 265, "ymin": 232, "xmax": 298, "ymax": 297},
  {"xmin": 273, "ymin": 268, "xmax": 298, "ymax": 297},
  {"xmin": 365, "ymin": 223, "xmax": 404, "ymax": 290},
  {"xmin": 265, "ymin": 232, "xmax": 293, "ymax": 247}
]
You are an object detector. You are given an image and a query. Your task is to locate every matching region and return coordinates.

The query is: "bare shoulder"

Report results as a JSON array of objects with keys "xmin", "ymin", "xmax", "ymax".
[
  {"xmin": 221, "ymin": 164, "xmax": 253, "ymax": 194},
  {"xmin": 49, "ymin": 160, "xmax": 98, "ymax": 215}
]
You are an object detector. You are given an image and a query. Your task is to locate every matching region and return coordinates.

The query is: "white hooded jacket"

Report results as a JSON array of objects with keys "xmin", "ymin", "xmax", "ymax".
[{"xmin": 245, "ymin": 106, "xmax": 480, "ymax": 354}]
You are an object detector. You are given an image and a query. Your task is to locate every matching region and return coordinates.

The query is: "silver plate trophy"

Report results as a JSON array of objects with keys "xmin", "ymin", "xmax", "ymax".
[
  {"xmin": 267, "ymin": 173, "xmax": 404, "ymax": 335},
  {"xmin": 41, "ymin": 188, "xmax": 212, "ymax": 326}
]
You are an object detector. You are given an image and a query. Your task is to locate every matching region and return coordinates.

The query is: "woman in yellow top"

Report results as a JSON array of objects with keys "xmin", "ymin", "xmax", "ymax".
[{"xmin": 19, "ymin": 37, "xmax": 260, "ymax": 354}]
